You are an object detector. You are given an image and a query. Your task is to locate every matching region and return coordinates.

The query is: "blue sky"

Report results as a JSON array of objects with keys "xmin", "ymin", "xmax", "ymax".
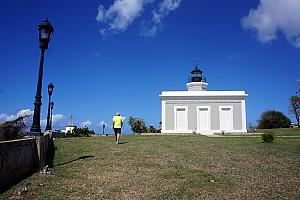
[{"xmin": 0, "ymin": 0, "xmax": 299, "ymax": 133}]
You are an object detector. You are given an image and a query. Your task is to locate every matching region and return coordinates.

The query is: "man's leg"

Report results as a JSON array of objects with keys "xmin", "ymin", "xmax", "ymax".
[
  {"xmin": 116, "ymin": 128, "xmax": 121, "ymax": 144},
  {"xmin": 117, "ymin": 133, "xmax": 120, "ymax": 143},
  {"xmin": 113, "ymin": 128, "xmax": 118, "ymax": 143}
]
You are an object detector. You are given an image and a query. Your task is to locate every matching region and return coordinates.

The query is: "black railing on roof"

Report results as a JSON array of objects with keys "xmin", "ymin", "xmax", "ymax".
[{"xmin": 188, "ymin": 76, "xmax": 206, "ymax": 83}]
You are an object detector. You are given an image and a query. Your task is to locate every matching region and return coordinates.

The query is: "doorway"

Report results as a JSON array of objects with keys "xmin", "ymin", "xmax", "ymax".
[
  {"xmin": 219, "ymin": 106, "xmax": 233, "ymax": 130},
  {"xmin": 174, "ymin": 106, "xmax": 188, "ymax": 130},
  {"xmin": 197, "ymin": 106, "xmax": 210, "ymax": 131}
]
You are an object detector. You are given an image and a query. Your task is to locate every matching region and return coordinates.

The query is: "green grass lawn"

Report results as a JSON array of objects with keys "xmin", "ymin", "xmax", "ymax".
[
  {"xmin": 1, "ymin": 130, "xmax": 300, "ymax": 199},
  {"xmin": 257, "ymin": 128, "xmax": 300, "ymax": 136}
]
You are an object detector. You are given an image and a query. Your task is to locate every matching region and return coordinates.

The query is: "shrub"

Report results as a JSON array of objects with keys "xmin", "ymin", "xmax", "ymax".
[
  {"xmin": 65, "ymin": 130, "xmax": 74, "ymax": 137},
  {"xmin": 261, "ymin": 132, "xmax": 274, "ymax": 142},
  {"xmin": 147, "ymin": 125, "xmax": 157, "ymax": 133},
  {"xmin": 257, "ymin": 110, "xmax": 291, "ymax": 129},
  {"xmin": 157, "ymin": 121, "xmax": 162, "ymax": 133}
]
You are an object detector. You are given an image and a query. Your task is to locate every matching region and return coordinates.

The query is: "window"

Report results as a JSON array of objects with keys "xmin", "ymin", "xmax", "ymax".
[
  {"xmin": 199, "ymin": 108, "xmax": 208, "ymax": 111},
  {"xmin": 221, "ymin": 108, "xmax": 231, "ymax": 111}
]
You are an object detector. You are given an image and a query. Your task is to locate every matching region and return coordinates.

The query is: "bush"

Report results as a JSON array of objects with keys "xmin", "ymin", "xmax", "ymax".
[
  {"xmin": 74, "ymin": 127, "xmax": 95, "ymax": 137},
  {"xmin": 257, "ymin": 110, "xmax": 291, "ymax": 129},
  {"xmin": 261, "ymin": 132, "xmax": 274, "ymax": 142},
  {"xmin": 66, "ymin": 127, "xmax": 95, "ymax": 137},
  {"xmin": 147, "ymin": 125, "xmax": 157, "ymax": 133}
]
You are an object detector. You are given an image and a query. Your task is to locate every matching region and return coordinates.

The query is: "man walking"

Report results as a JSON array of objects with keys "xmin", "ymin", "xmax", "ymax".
[{"xmin": 112, "ymin": 112, "xmax": 123, "ymax": 144}]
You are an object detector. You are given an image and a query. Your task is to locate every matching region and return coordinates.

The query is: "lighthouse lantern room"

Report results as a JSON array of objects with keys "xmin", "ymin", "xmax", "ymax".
[{"xmin": 186, "ymin": 65, "xmax": 208, "ymax": 91}]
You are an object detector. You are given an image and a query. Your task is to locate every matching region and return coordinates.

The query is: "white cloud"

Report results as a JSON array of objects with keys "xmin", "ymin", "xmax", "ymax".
[
  {"xmin": 96, "ymin": 0, "xmax": 182, "ymax": 38},
  {"xmin": 97, "ymin": 121, "xmax": 108, "ymax": 129},
  {"xmin": 99, "ymin": 120, "xmax": 107, "ymax": 126},
  {"xmin": 5, "ymin": 115, "xmax": 16, "ymax": 121},
  {"xmin": 16, "ymin": 109, "xmax": 34, "ymax": 118},
  {"xmin": 96, "ymin": 0, "xmax": 151, "ymax": 38},
  {"xmin": 0, "ymin": 109, "xmax": 33, "ymax": 123},
  {"xmin": 41, "ymin": 114, "xmax": 64, "ymax": 127},
  {"xmin": 81, "ymin": 120, "xmax": 93, "ymax": 127},
  {"xmin": 52, "ymin": 114, "xmax": 64, "ymax": 124},
  {"xmin": 0, "ymin": 113, "xmax": 7, "ymax": 122},
  {"xmin": 140, "ymin": 0, "xmax": 182, "ymax": 37},
  {"xmin": 41, "ymin": 119, "xmax": 47, "ymax": 126},
  {"xmin": 241, "ymin": 0, "xmax": 300, "ymax": 48},
  {"xmin": 154, "ymin": 0, "xmax": 182, "ymax": 24},
  {"xmin": 0, "ymin": 110, "xmax": 64, "ymax": 130}
]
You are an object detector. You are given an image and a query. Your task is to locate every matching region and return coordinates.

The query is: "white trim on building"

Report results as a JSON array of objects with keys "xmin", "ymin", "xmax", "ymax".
[
  {"xmin": 160, "ymin": 91, "xmax": 248, "ymax": 97},
  {"xmin": 161, "ymin": 100, "xmax": 166, "ymax": 131},
  {"xmin": 241, "ymin": 99, "xmax": 247, "ymax": 132}
]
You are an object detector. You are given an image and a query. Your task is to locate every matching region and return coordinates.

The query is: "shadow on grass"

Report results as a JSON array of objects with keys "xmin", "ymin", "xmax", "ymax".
[
  {"xmin": 118, "ymin": 141, "xmax": 128, "ymax": 145},
  {"xmin": 53, "ymin": 155, "xmax": 94, "ymax": 168}
]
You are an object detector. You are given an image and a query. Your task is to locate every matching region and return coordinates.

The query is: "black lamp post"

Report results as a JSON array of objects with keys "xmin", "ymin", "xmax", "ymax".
[
  {"xmin": 50, "ymin": 101, "xmax": 54, "ymax": 130},
  {"xmin": 102, "ymin": 124, "xmax": 105, "ymax": 135},
  {"xmin": 45, "ymin": 83, "xmax": 54, "ymax": 131},
  {"xmin": 30, "ymin": 18, "xmax": 54, "ymax": 136}
]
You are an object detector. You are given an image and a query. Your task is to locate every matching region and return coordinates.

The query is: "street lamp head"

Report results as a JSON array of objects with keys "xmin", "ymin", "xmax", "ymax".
[
  {"xmin": 38, "ymin": 18, "xmax": 54, "ymax": 49},
  {"xmin": 50, "ymin": 101, "xmax": 54, "ymax": 109},
  {"xmin": 48, "ymin": 82, "xmax": 54, "ymax": 96}
]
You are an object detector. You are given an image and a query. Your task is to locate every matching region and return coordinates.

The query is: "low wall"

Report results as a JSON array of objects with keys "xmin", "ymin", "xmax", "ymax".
[
  {"xmin": 0, "ymin": 134, "xmax": 53, "ymax": 192},
  {"xmin": 0, "ymin": 138, "xmax": 39, "ymax": 191},
  {"xmin": 51, "ymin": 131, "xmax": 65, "ymax": 138}
]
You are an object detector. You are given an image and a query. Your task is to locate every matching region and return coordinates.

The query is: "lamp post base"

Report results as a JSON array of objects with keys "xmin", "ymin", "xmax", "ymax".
[{"xmin": 28, "ymin": 130, "xmax": 43, "ymax": 136}]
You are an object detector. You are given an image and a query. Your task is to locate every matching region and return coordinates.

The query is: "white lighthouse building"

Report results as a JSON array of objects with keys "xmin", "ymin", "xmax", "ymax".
[{"xmin": 160, "ymin": 65, "xmax": 248, "ymax": 135}]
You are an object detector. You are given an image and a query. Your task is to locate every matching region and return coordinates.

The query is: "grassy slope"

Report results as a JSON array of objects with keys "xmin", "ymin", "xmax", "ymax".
[
  {"xmin": 1, "ymin": 132, "xmax": 300, "ymax": 199},
  {"xmin": 257, "ymin": 128, "xmax": 300, "ymax": 136}
]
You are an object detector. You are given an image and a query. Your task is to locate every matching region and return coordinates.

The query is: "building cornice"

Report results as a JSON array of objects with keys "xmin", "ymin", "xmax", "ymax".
[{"xmin": 160, "ymin": 91, "xmax": 248, "ymax": 97}]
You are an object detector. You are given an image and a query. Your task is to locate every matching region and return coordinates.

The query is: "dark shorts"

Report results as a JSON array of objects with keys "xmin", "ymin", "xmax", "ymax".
[{"xmin": 114, "ymin": 128, "xmax": 121, "ymax": 134}]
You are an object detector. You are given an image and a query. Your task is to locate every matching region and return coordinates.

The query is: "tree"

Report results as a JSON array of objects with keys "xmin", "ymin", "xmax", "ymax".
[
  {"xmin": 289, "ymin": 96, "xmax": 300, "ymax": 127},
  {"xmin": 0, "ymin": 115, "xmax": 30, "ymax": 141},
  {"xmin": 128, "ymin": 116, "xmax": 147, "ymax": 133},
  {"xmin": 257, "ymin": 110, "xmax": 291, "ymax": 129}
]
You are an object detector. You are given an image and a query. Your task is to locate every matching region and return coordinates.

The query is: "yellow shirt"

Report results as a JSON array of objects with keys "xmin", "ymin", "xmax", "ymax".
[{"xmin": 113, "ymin": 116, "xmax": 123, "ymax": 128}]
